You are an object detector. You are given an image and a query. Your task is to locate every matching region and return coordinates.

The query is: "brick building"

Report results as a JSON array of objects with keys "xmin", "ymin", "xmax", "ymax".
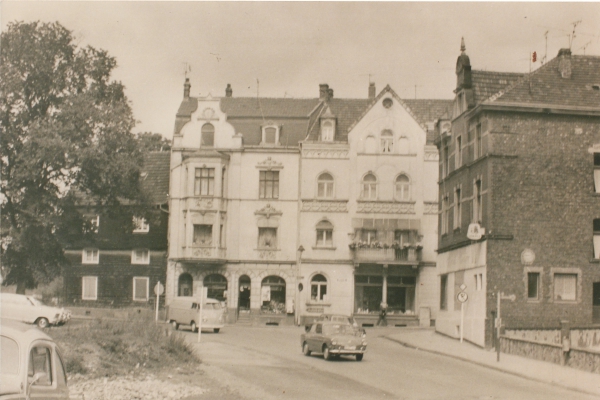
[{"xmin": 435, "ymin": 41, "xmax": 600, "ymax": 347}]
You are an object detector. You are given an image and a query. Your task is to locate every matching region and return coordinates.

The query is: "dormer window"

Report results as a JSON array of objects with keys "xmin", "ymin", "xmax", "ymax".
[
  {"xmin": 321, "ymin": 120, "xmax": 335, "ymax": 142},
  {"xmin": 261, "ymin": 125, "xmax": 280, "ymax": 145}
]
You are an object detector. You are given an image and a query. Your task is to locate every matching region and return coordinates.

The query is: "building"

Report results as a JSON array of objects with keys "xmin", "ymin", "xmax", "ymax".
[
  {"xmin": 435, "ymin": 41, "xmax": 600, "ymax": 347},
  {"xmin": 63, "ymin": 152, "xmax": 170, "ymax": 306},
  {"xmin": 166, "ymin": 79, "xmax": 451, "ymax": 326}
]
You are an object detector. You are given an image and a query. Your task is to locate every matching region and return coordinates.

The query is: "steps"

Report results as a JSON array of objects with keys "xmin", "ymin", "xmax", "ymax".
[{"xmin": 236, "ymin": 312, "xmax": 252, "ymax": 326}]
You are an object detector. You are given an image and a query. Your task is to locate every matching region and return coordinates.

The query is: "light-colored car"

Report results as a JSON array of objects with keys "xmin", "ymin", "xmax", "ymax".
[
  {"xmin": 166, "ymin": 297, "xmax": 225, "ymax": 333},
  {"xmin": 0, "ymin": 293, "xmax": 71, "ymax": 328},
  {"xmin": 1, "ymin": 319, "xmax": 69, "ymax": 399},
  {"xmin": 300, "ymin": 321, "xmax": 368, "ymax": 361}
]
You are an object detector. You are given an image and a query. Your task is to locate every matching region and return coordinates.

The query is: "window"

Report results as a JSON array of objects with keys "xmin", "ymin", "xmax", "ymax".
[
  {"xmin": 395, "ymin": 174, "xmax": 410, "ymax": 201},
  {"xmin": 133, "ymin": 277, "xmax": 149, "ymax": 301},
  {"xmin": 193, "ymin": 224, "xmax": 213, "ymax": 246},
  {"xmin": 455, "ymin": 136, "xmax": 462, "ymax": 168},
  {"xmin": 259, "ymin": 171, "xmax": 279, "ymax": 199},
  {"xmin": 131, "ymin": 249, "xmax": 150, "ymax": 264},
  {"xmin": 204, "ymin": 274, "xmax": 228, "ymax": 301},
  {"xmin": 311, "ymin": 274, "xmax": 328, "ymax": 301},
  {"xmin": 361, "ymin": 173, "xmax": 377, "ymax": 199},
  {"xmin": 28, "ymin": 346, "xmax": 52, "ymax": 386},
  {"xmin": 201, "ymin": 123, "xmax": 215, "ymax": 147},
  {"xmin": 442, "ymin": 141, "xmax": 450, "ymax": 177},
  {"xmin": 133, "ymin": 216, "xmax": 149, "ymax": 233},
  {"xmin": 440, "ymin": 275, "xmax": 448, "ymax": 310},
  {"xmin": 394, "ymin": 230, "xmax": 417, "ymax": 246},
  {"xmin": 317, "ymin": 173, "xmax": 334, "ymax": 198},
  {"xmin": 381, "ymin": 130, "xmax": 394, "ymax": 153},
  {"xmin": 442, "ymin": 194, "xmax": 449, "ymax": 235},
  {"xmin": 82, "ymin": 248, "xmax": 99, "ymax": 264},
  {"xmin": 82, "ymin": 276, "xmax": 98, "ymax": 300},
  {"xmin": 473, "ymin": 179, "xmax": 482, "ymax": 223},
  {"xmin": 262, "ymin": 125, "xmax": 279, "ymax": 145},
  {"xmin": 220, "ymin": 224, "xmax": 225, "ymax": 248},
  {"xmin": 553, "ymin": 273, "xmax": 577, "ymax": 301},
  {"xmin": 454, "ymin": 188, "xmax": 461, "ymax": 230},
  {"xmin": 194, "ymin": 168, "xmax": 215, "ymax": 196},
  {"xmin": 594, "ymin": 219, "xmax": 600, "ymax": 259},
  {"xmin": 475, "ymin": 273, "xmax": 483, "ymax": 291},
  {"xmin": 360, "ymin": 229, "xmax": 378, "ymax": 244},
  {"xmin": 316, "ymin": 220, "xmax": 333, "ymax": 247},
  {"xmin": 321, "ymin": 120, "xmax": 334, "ymax": 141},
  {"xmin": 595, "ymin": 153, "xmax": 600, "ymax": 193},
  {"xmin": 258, "ymin": 227, "xmax": 277, "ymax": 249},
  {"xmin": 178, "ymin": 273, "xmax": 193, "ymax": 297},
  {"xmin": 475, "ymin": 123, "xmax": 482, "ymax": 159},
  {"xmin": 527, "ymin": 272, "xmax": 540, "ymax": 300}
]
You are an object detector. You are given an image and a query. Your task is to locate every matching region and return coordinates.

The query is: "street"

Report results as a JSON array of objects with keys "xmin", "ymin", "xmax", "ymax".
[{"xmin": 181, "ymin": 325, "xmax": 598, "ymax": 400}]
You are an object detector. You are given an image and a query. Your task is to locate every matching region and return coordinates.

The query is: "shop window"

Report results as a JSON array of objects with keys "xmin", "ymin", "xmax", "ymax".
[
  {"xmin": 201, "ymin": 123, "xmax": 214, "ymax": 147},
  {"xmin": 193, "ymin": 224, "xmax": 212, "ymax": 246},
  {"xmin": 82, "ymin": 248, "xmax": 99, "ymax": 264},
  {"xmin": 594, "ymin": 219, "xmax": 600, "ymax": 259},
  {"xmin": 381, "ymin": 130, "xmax": 394, "ymax": 153},
  {"xmin": 454, "ymin": 187, "xmax": 462, "ymax": 230},
  {"xmin": 204, "ymin": 274, "xmax": 227, "ymax": 302},
  {"xmin": 316, "ymin": 220, "xmax": 333, "ymax": 247},
  {"xmin": 178, "ymin": 273, "xmax": 193, "ymax": 297},
  {"xmin": 259, "ymin": 170, "xmax": 279, "ymax": 199},
  {"xmin": 473, "ymin": 179, "xmax": 482, "ymax": 223},
  {"xmin": 82, "ymin": 276, "xmax": 98, "ymax": 300},
  {"xmin": 194, "ymin": 168, "xmax": 215, "ymax": 196},
  {"xmin": 261, "ymin": 275, "xmax": 286, "ymax": 314},
  {"xmin": 395, "ymin": 174, "xmax": 410, "ymax": 201},
  {"xmin": 440, "ymin": 275, "xmax": 448, "ymax": 310},
  {"xmin": 527, "ymin": 273, "xmax": 540, "ymax": 300},
  {"xmin": 133, "ymin": 216, "xmax": 149, "ymax": 233},
  {"xmin": 354, "ymin": 275, "xmax": 383, "ymax": 314},
  {"xmin": 131, "ymin": 249, "xmax": 150, "ymax": 265},
  {"xmin": 28, "ymin": 346, "xmax": 53, "ymax": 386},
  {"xmin": 361, "ymin": 173, "xmax": 377, "ymax": 199},
  {"xmin": 553, "ymin": 273, "xmax": 577, "ymax": 302},
  {"xmin": 387, "ymin": 276, "xmax": 416, "ymax": 314},
  {"xmin": 310, "ymin": 274, "xmax": 328, "ymax": 302},
  {"xmin": 258, "ymin": 227, "xmax": 277, "ymax": 249},
  {"xmin": 317, "ymin": 173, "xmax": 334, "ymax": 198},
  {"xmin": 133, "ymin": 277, "xmax": 149, "ymax": 301},
  {"xmin": 594, "ymin": 153, "xmax": 600, "ymax": 193}
]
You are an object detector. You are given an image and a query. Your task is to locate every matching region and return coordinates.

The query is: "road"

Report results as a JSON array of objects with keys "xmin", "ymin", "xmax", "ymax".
[{"xmin": 180, "ymin": 325, "xmax": 598, "ymax": 400}]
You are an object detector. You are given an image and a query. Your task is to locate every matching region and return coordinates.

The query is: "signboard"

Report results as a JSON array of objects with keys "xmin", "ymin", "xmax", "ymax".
[
  {"xmin": 467, "ymin": 223, "xmax": 485, "ymax": 241},
  {"xmin": 154, "ymin": 282, "xmax": 165, "ymax": 296},
  {"xmin": 457, "ymin": 292, "xmax": 468, "ymax": 303}
]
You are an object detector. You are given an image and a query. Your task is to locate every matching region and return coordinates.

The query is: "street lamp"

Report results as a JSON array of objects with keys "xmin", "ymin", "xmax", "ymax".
[{"xmin": 295, "ymin": 245, "xmax": 305, "ymax": 326}]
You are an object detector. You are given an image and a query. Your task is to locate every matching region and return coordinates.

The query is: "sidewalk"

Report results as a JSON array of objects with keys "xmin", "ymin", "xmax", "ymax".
[{"xmin": 384, "ymin": 328, "xmax": 600, "ymax": 398}]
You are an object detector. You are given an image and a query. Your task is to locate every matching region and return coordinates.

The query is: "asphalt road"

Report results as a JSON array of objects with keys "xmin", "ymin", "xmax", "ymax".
[{"xmin": 181, "ymin": 324, "xmax": 598, "ymax": 400}]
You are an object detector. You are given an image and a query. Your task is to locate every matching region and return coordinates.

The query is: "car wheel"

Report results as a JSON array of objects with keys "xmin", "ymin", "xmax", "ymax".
[
  {"xmin": 191, "ymin": 322, "xmax": 197, "ymax": 333},
  {"xmin": 213, "ymin": 328, "xmax": 220, "ymax": 333},
  {"xmin": 323, "ymin": 346, "xmax": 332, "ymax": 361},
  {"xmin": 36, "ymin": 318, "xmax": 49, "ymax": 329},
  {"xmin": 171, "ymin": 321, "xmax": 179, "ymax": 330},
  {"xmin": 303, "ymin": 342, "xmax": 311, "ymax": 356},
  {"xmin": 356, "ymin": 354, "xmax": 364, "ymax": 362}
]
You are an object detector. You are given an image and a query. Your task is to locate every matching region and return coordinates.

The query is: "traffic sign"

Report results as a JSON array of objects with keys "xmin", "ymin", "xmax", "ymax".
[
  {"xmin": 457, "ymin": 292, "xmax": 468, "ymax": 303},
  {"xmin": 154, "ymin": 281, "xmax": 165, "ymax": 296}
]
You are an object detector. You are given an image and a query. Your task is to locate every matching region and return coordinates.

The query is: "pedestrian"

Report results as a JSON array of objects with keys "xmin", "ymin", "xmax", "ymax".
[{"xmin": 377, "ymin": 302, "xmax": 388, "ymax": 326}]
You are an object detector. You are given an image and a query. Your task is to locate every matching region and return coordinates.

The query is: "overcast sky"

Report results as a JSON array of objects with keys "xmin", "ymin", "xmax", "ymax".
[{"xmin": 3, "ymin": 2, "xmax": 600, "ymax": 138}]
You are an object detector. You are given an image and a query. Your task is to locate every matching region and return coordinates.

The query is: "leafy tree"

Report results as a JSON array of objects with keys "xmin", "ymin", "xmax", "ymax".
[
  {"xmin": 1, "ymin": 21, "xmax": 148, "ymax": 293},
  {"xmin": 136, "ymin": 132, "xmax": 171, "ymax": 152}
]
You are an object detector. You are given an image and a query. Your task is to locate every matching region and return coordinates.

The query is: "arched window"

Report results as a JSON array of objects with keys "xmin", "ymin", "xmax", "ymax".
[
  {"xmin": 321, "ymin": 121, "xmax": 334, "ymax": 141},
  {"xmin": 201, "ymin": 123, "xmax": 215, "ymax": 147},
  {"xmin": 361, "ymin": 173, "xmax": 377, "ymax": 199},
  {"xmin": 395, "ymin": 174, "xmax": 410, "ymax": 201},
  {"xmin": 316, "ymin": 220, "xmax": 333, "ymax": 247},
  {"xmin": 261, "ymin": 276, "xmax": 286, "ymax": 313},
  {"xmin": 317, "ymin": 173, "xmax": 334, "ymax": 198},
  {"xmin": 311, "ymin": 274, "xmax": 328, "ymax": 301},
  {"xmin": 178, "ymin": 273, "xmax": 193, "ymax": 297},
  {"xmin": 381, "ymin": 130, "xmax": 394, "ymax": 153},
  {"xmin": 203, "ymin": 274, "xmax": 227, "ymax": 301}
]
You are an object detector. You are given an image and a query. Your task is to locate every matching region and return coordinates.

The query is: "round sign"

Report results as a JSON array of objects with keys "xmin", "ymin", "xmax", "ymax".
[
  {"xmin": 521, "ymin": 249, "xmax": 535, "ymax": 266},
  {"xmin": 457, "ymin": 292, "xmax": 468, "ymax": 303},
  {"xmin": 154, "ymin": 282, "xmax": 165, "ymax": 296}
]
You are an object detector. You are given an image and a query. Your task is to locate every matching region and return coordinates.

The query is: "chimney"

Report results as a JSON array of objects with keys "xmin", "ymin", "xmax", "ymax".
[
  {"xmin": 225, "ymin": 83, "xmax": 232, "ymax": 97},
  {"xmin": 328, "ymin": 88, "xmax": 334, "ymax": 99},
  {"xmin": 368, "ymin": 82, "xmax": 376, "ymax": 99},
  {"xmin": 184, "ymin": 78, "xmax": 191, "ymax": 99},
  {"xmin": 557, "ymin": 48, "xmax": 572, "ymax": 79},
  {"xmin": 319, "ymin": 84, "xmax": 330, "ymax": 101}
]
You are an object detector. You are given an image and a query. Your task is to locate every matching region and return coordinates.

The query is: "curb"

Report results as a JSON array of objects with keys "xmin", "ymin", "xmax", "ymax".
[{"xmin": 384, "ymin": 336, "xmax": 600, "ymax": 399}]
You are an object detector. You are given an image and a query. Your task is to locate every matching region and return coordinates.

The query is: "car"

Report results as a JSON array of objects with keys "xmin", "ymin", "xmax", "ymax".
[
  {"xmin": 300, "ymin": 321, "xmax": 367, "ymax": 361},
  {"xmin": 305, "ymin": 313, "xmax": 361, "ymax": 333},
  {"xmin": 1, "ymin": 319, "xmax": 70, "ymax": 399},
  {"xmin": 166, "ymin": 297, "xmax": 225, "ymax": 333},
  {"xmin": 0, "ymin": 293, "xmax": 71, "ymax": 328}
]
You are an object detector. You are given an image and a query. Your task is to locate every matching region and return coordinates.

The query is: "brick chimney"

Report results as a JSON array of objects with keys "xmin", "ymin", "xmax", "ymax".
[
  {"xmin": 368, "ymin": 82, "xmax": 376, "ymax": 99},
  {"xmin": 184, "ymin": 78, "xmax": 191, "ymax": 99},
  {"xmin": 319, "ymin": 84, "xmax": 330, "ymax": 101},
  {"xmin": 557, "ymin": 48, "xmax": 572, "ymax": 79},
  {"xmin": 225, "ymin": 83, "xmax": 232, "ymax": 97},
  {"xmin": 328, "ymin": 88, "xmax": 334, "ymax": 99}
]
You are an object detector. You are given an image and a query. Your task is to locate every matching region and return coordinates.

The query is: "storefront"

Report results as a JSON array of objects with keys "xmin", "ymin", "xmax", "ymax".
[{"xmin": 261, "ymin": 275, "xmax": 286, "ymax": 314}]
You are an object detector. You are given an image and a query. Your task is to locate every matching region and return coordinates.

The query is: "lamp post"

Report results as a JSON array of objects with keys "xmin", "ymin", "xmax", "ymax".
[{"xmin": 295, "ymin": 245, "xmax": 305, "ymax": 326}]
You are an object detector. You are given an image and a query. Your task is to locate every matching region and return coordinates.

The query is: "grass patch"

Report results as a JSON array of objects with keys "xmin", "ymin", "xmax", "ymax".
[{"xmin": 49, "ymin": 316, "xmax": 200, "ymax": 379}]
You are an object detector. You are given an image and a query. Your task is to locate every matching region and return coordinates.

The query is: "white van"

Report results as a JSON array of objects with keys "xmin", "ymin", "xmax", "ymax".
[
  {"xmin": 167, "ymin": 297, "xmax": 225, "ymax": 333},
  {"xmin": 0, "ymin": 293, "xmax": 71, "ymax": 328}
]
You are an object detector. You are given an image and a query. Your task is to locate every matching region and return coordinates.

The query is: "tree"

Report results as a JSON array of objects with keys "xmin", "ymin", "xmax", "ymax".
[
  {"xmin": 136, "ymin": 132, "xmax": 171, "ymax": 152},
  {"xmin": 1, "ymin": 21, "xmax": 148, "ymax": 293}
]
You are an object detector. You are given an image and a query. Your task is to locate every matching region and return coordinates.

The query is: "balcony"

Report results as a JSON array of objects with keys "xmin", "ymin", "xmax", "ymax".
[
  {"xmin": 352, "ymin": 247, "xmax": 422, "ymax": 263},
  {"xmin": 181, "ymin": 246, "xmax": 227, "ymax": 261}
]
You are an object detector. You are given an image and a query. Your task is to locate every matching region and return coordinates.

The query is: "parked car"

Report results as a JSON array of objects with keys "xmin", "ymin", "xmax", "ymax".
[
  {"xmin": 1, "ymin": 319, "xmax": 70, "ymax": 399},
  {"xmin": 166, "ymin": 297, "xmax": 225, "ymax": 333},
  {"xmin": 0, "ymin": 293, "xmax": 71, "ymax": 328},
  {"xmin": 300, "ymin": 321, "xmax": 367, "ymax": 361}
]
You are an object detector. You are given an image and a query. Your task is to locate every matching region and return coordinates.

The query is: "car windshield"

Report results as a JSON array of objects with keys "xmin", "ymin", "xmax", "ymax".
[
  {"xmin": 1, "ymin": 336, "xmax": 20, "ymax": 375},
  {"xmin": 323, "ymin": 324, "xmax": 355, "ymax": 335}
]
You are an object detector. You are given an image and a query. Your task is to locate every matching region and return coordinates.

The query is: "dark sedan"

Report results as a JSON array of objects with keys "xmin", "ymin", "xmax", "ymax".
[{"xmin": 300, "ymin": 321, "xmax": 367, "ymax": 361}]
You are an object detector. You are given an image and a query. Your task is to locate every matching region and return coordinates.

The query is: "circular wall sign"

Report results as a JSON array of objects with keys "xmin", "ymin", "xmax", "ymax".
[{"xmin": 521, "ymin": 249, "xmax": 535, "ymax": 266}]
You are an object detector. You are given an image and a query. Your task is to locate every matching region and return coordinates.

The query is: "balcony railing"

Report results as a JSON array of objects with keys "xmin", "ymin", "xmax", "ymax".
[
  {"xmin": 352, "ymin": 247, "xmax": 422, "ymax": 263},
  {"xmin": 182, "ymin": 246, "xmax": 227, "ymax": 260}
]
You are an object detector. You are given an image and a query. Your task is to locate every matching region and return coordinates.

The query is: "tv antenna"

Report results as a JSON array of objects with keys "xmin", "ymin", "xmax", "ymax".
[
  {"xmin": 541, "ymin": 31, "xmax": 548, "ymax": 65},
  {"xmin": 569, "ymin": 20, "xmax": 582, "ymax": 49},
  {"xmin": 183, "ymin": 62, "xmax": 191, "ymax": 78}
]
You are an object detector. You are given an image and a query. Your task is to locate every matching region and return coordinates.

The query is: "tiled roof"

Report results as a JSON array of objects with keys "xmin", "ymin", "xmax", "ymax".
[
  {"xmin": 403, "ymin": 99, "xmax": 454, "ymax": 127},
  {"xmin": 140, "ymin": 152, "xmax": 170, "ymax": 204},
  {"xmin": 471, "ymin": 70, "xmax": 524, "ymax": 105},
  {"xmin": 490, "ymin": 55, "xmax": 600, "ymax": 108},
  {"xmin": 220, "ymin": 97, "xmax": 320, "ymax": 118},
  {"xmin": 305, "ymin": 98, "xmax": 372, "ymax": 141},
  {"xmin": 226, "ymin": 118, "xmax": 310, "ymax": 147}
]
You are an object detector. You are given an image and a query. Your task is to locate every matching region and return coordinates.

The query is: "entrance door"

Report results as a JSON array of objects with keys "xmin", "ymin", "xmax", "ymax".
[
  {"xmin": 238, "ymin": 275, "xmax": 251, "ymax": 312},
  {"xmin": 593, "ymin": 282, "xmax": 600, "ymax": 323}
]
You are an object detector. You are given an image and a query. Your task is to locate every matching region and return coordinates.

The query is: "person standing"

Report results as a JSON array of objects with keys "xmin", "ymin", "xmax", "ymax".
[{"xmin": 377, "ymin": 302, "xmax": 388, "ymax": 326}]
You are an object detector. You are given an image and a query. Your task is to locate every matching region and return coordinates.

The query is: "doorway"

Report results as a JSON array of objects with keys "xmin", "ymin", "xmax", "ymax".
[{"xmin": 238, "ymin": 275, "xmax": 251, "ymax": 313}]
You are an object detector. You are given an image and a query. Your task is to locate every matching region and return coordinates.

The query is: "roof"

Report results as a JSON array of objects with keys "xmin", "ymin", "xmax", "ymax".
[
  {"xmin": 471, "ymin": 70, "xmax": 524, "ymax": 105},
  {"xmin": 220, "ymin": 97, "xmax": 320, "ymax": 118},
  {"xmin": 140, "ymin": 151, "xmax": 170, "ymax": 204},
  {"xmin": 489, "ymin": 55, "xmax": 600, "ymax": 108}
]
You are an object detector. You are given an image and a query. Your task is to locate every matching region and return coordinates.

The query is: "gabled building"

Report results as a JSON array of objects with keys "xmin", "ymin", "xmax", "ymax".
[
  {"xmin": 435, "ymin": 41, "xmax": 600, "ymax": 347},
  {"xmin": 167, "ymin": 79, "xmax": 451, "ymax": 326}
]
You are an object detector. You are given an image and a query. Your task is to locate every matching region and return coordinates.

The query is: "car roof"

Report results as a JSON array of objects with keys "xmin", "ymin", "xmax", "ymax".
[{"xmin": 0, "ymin": 319, "xmax": 53, "ymax": 344}]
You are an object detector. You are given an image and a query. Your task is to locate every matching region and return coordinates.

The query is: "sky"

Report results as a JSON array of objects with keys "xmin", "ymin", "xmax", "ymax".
[{"xmin": 2, "ymin": 2, "xmax": 600, "ymax": 139}]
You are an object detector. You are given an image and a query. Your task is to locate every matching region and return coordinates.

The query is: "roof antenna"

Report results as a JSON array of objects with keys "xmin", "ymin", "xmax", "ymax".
[
  {"xmin": 183, "ymin": 62, "xmax": 191, "ymax": 79},
  {"xmin": 569, "ymin": 20, "xmax": 581, "ymax": 49},
  {"xmin": 542, "ymin": 31, "xmax": 548, "ymax": 65}
]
